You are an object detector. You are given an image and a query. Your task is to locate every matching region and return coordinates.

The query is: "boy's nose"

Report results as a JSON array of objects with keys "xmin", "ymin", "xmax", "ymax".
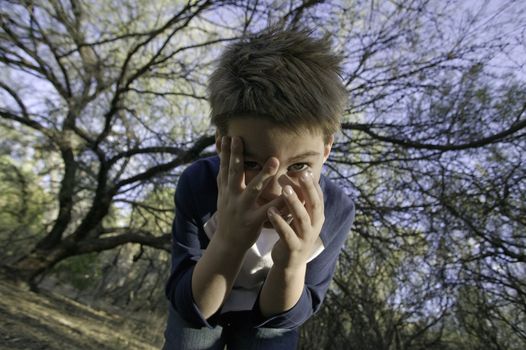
[{"xmin": 260, "ymin": 174, "xmax": 283, "ymax": 200}]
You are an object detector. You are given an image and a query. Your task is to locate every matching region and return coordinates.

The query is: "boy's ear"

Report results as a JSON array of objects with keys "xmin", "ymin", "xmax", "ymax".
[{"xmin": 323, "ymin": 135, "xmax": 334, "ymax": 162}]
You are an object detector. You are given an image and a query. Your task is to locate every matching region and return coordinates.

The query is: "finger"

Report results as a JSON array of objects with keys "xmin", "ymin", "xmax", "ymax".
[
  {"xmin": 267, "ymin": 207, "xmax": 298, "ymax": 247},
  {"xmin": 314, "ymin": 177, "xmax": 324, "ymax": 208},
  {"xmin": 282, "ymin": 185, "xmax": 311, "ymax": 237},
  {"xmin": 314, "ymin": 177, "xmax": 325, "ymax": 223},
  {"xmin": 300, "ymin": 171, "xmax": 324, "ymax": 226},
  {"xmin": 218, "ymin": 136, "xmax": 230, "ymax": 189},
  {"xmin": 242, "ymin": 157, "xmax": 279, "ymax": 205},
  {"xmin": 256, "ymin": 195, "xmax": 284, "ymax": 219},
  {"xmin": 228, "ymin": 136, "xmax": 245, "ymax": 192},
  {"xmin": 277, "ymin": 174, "xmax": 305, "ymax": 204}
]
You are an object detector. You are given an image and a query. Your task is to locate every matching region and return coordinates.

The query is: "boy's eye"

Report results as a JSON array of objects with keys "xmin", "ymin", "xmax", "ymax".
[
  {"xmin": 287, "ymin": 163, "xmax": 309, "ymax": 173},
  {"xmin": 244, "ymin": 161, "xmax": 262, "ymax": 171},
  {"xmin": 244, "ymin": 161, "xmax": 310, "ymax": 173}
]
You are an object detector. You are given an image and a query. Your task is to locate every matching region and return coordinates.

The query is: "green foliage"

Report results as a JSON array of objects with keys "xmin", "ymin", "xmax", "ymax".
[
  {"xmin": 52, "ymin": 253, "xmax": 102, "ymax": 291},
  {"xmin": 128, "ymin": 186, "xmax": 175, "ymax": 235},
  {"xmin": 0, "ymin": 155, "xmax": 51, "ymax": 258}
]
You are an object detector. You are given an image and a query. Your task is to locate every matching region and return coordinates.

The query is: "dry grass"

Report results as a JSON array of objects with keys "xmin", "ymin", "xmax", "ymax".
[{"xmin": 0, "ymin": 279, "xmax": 165, "ymax": 349}]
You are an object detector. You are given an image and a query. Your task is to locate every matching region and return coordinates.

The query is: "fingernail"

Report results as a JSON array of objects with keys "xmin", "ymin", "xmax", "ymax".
[
  {"xmin": 302, "ymin": 170, "xmax": 313, "ymax": 181},
  {"xmin": 267, "ymin": 159, "xmax": 277, "ymax": 171},
  {"xmin": 222, "ymin": 136, "xmax": 228, "ymax": 146},
  {"xmin": 268, "ymin": 207, "xmax": 278, "ymax": 216},
  {"xmin": 283, "ymin": 185, "xmax": 293, "ymax": 196}
]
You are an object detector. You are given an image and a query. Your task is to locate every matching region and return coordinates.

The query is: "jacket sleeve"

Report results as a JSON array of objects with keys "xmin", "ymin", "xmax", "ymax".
[
  {"xmin": 164, "ymin": 168, "xmax": 215, "ymax": 328},
  {"xmin": 251, "ymin": 195, "xmax": 355, "ymax": 329}
]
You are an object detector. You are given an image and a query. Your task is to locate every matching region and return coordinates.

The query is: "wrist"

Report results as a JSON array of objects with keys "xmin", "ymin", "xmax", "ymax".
[
  {"xmin": 212, "ymin": 229, "xmax": 249, "ymax": 257},
  {"xmin": 272, "ymin": 248, "xmax": 310, "ymax": 272},
  {"xmin": 259, "ymin": 261, "xmax": 306, "ymax": 317},
  {"xmin": 271, "ymin": 261, "xmax": 307, "ymax": 276}
]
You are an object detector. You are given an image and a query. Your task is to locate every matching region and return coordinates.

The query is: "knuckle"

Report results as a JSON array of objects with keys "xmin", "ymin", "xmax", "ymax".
[
  {"xmin": 248, "ymin": 184, "xmax": 262, "ymax": 194},
  {"xmin": 299, "ymin": 212, "xmax": 310, "ymax": 223},
  {"xmin": 229, "ymin": 164, "xmax": 240, "ymax": 176},
  {"xmin": 311, "ymin": 200, "xmax": 323, "ymax": 211}
]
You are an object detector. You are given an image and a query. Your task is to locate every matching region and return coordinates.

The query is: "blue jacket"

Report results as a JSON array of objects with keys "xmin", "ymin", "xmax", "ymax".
[{"xmin": 165, "ymin": 156, "xmax": 355, "ymax": 329}]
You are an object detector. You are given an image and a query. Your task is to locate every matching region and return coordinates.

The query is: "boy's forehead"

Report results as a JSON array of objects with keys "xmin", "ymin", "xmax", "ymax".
[
  {"xmin": 227, "ymin": 116, "xmax": 324, "ymax": 137},
  {"xmin": 243, "ymin": 145, "xmax": 320, "ymax": 160},
  {"xmin": 227, "ymin": 116, "xmax": 326, "ymax": 158}
]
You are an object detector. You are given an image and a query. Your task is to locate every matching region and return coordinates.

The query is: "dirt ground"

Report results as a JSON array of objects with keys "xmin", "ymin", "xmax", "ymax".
[{"xmin": 0, "ymin": 279, "xmax": 165, "ymax": 350}]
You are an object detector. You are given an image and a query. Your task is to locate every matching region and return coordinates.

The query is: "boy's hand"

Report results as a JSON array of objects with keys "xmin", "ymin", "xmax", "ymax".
[
  {"xmin": 215, "ymin": 136, "xmax": 283, "ymax": 252},
  {"xmin": 267, "ymin": 170, "xmax": 325, "ymax": 269}
]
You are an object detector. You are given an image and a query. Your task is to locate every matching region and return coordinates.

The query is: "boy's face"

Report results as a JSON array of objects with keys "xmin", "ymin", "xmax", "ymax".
[{"xmin": 216, "ymin": 117, "xmax": 333, "ymax": 228}]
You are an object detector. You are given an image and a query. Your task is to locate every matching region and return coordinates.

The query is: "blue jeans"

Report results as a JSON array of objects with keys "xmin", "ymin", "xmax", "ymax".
[{"xmin": 163, "ymin": 306, "xmax": 299, "ymax": 350}]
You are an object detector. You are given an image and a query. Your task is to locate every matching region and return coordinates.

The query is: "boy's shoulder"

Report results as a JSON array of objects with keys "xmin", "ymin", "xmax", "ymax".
[
  {"xmin": 319, "ymin": 175, "xmax": 355, "ymax": 243},
  {"xmin": 179, "ymin": 155, "xmax": 220, "ymax": 192},
  {"xmin": 182, "ymin": 155, "xmax": 220, "ymax": 179},
  {"xmin": 178, "ymin": 156, "xmax": 220, "ymax": 196},
  {"xmin": 320, "ymin": 175, "xmax": 354, "ymax": 212},
  {"xmin": 176, "ymin": 156, "xmax": 219, "ymax": 225}
]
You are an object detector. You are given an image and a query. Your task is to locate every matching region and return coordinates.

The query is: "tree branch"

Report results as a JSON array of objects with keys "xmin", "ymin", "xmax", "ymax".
[
  {"xmin": 113, "ymin": 134, "xmax": 214, "ymax": 190},
  {"xmin": 77, "ymin": 232, "xmax": 171, "ymax": 254},
  {"xmin": 342, "ymin": 103, "xmax": 526, "ymax": 151}
]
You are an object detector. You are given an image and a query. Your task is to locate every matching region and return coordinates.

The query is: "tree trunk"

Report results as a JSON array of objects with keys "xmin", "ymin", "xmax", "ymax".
[{"xmin": 3, "ymin": 243, "xmax": 74, "ymax": 289}]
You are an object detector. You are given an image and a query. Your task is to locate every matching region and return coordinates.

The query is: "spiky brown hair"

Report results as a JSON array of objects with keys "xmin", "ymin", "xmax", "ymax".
[{"xmin": 208, "ymin": 26, "xmax": 347, "ymax": 142}]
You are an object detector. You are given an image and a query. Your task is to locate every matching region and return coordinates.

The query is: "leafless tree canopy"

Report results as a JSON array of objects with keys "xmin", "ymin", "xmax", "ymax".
[{"xmin": 1, "ymin": 0, "xmax": 525, "ymax": 348}]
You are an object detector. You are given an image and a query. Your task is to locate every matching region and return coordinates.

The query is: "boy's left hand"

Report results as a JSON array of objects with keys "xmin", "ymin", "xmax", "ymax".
[{"xmin": 267, "ymin": 170, "xmax": 324, "ymax": 269}]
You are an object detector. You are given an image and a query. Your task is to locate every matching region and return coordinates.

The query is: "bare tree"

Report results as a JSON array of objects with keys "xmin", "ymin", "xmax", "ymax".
[
  {"xmin": 298, "ymin": 0, "xmax": 526, "ymax": 348},
  {"xmin": 1, "ymin": 0, "xmax": 525, "ymax": 348},
  {"xmin": 0, "ymin": 0, "xmax": 242, "ymax": 282}
]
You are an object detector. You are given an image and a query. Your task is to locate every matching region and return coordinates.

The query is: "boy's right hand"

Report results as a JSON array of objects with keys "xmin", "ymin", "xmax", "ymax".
[{"xmin": 215, "ymin": 136, "xmax": 282, "ymax": 252}]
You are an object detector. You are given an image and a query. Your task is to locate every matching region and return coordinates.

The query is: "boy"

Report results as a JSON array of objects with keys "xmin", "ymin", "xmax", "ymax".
[{"xmin": 164, "ymin": 27, "xmax": 355, "ymax": 349}]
